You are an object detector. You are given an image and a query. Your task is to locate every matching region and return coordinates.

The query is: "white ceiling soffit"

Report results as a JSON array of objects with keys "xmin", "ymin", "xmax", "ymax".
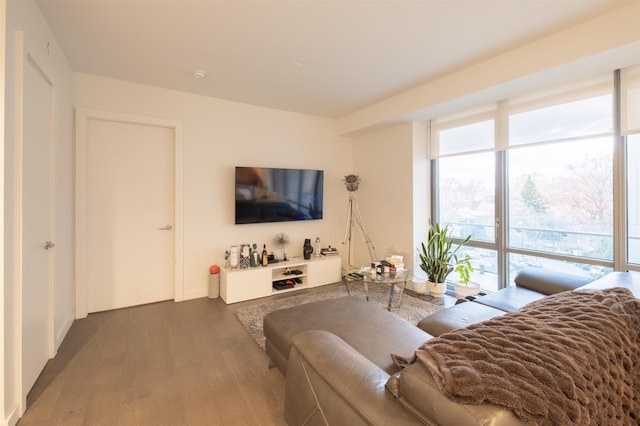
[{"xmin": 36, "ymin": 0, "xmax": 635, "ymax": 119}]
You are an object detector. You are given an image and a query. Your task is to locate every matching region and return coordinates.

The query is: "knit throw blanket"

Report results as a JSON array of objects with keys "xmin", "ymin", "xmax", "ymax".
[{"xmin": 414, "ymin": 287, "xmax": 640, "ymax": 425}]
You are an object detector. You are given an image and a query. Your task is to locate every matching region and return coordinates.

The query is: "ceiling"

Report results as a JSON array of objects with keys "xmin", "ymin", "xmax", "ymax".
[{"xmin": 36, "ymin": 0, "xmax": 634, "ymax": 119}]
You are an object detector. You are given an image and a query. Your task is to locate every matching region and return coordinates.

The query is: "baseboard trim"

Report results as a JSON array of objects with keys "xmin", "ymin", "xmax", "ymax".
[
  {"xmin": 181, "ymin": 287, "xmax": 208, "ymax": 301},
  {"xmin": 55, "ymin": 314, "xmax": 74, "ymax": 352},
  {"xmin": 3, "ymin": 403, "xmax": 21, "ymax": 426}
]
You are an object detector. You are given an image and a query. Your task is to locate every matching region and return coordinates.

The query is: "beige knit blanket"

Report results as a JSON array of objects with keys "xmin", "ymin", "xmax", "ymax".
[{"xmin": 415, "ymin": 287, "xmax": 640, "ymax": 425}]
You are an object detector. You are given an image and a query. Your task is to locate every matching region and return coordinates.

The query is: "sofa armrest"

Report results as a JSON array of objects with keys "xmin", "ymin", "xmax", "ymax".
[
  {"xmin": 285, "ymin": 330, "xmax": 422, "ymax": 426},
  {"xmin": 578, "ymin": 271, "xmax": 640, "ymax": 297},
  {"xmin": 514, "ymin": 267, "xmax": 593, "ymax": 294}
]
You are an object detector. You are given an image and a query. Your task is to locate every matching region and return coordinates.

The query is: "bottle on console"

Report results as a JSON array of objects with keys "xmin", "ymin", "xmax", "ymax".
[
  {"xmin": 250, "ymin": 243, "xmax": 260, "ymax": 267},
  {"xmin": 262, "ymin": 244, "xmax": 268, "ymax": 267}
]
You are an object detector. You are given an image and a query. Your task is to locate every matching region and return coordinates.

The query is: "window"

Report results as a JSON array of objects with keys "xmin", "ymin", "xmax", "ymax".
[
  {"xmin": 622, "ymin": 65, "xmax": 640, "ymax": 268},
  {"xmin": 430, "ymin": 72, "xmax": 629, "ymax": 290},
  {"xmin": 507, "ymin": 138, "xmax": 613, "ymax": 261},
  {"xmin": 509, "ymin": 95, "xmax": 612, "ymax": 145},
  {"xmin": 627, "ymin": 135, "xmax": 640, "ymax": 265},
  {"xmin": 432, "ymin": 114, "xmax": 499, "ymax": 290},
  {"xmin": 437, "ymin": 152, "xmax": 499, "ymax": 291},
  {"xmin": 437, "ymin": 153, "xmax": 495, "ymax": 243},
  {"xmin": 506, "ymin": 91, "xmax": 613, "ymax": 280}
]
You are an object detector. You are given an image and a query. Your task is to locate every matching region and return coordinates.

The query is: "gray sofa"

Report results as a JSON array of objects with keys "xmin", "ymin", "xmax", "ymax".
[{"xmin": 264, "ymin": 269, "xmax": 640, "ymax": 425}]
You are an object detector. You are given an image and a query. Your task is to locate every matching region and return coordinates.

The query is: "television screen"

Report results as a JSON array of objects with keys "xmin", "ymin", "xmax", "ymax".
[{"xmin": 235, "ymin": 167, "xmax": 324, "ymax": 224}]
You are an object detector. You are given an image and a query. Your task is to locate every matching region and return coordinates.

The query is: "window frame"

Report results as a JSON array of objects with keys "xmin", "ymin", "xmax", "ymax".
[{"xmin": 429, "ymin": 70, "xmax": 640, "ymax": 290}]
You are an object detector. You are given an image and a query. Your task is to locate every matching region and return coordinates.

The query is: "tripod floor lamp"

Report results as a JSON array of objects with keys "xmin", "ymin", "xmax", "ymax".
[{"xmin": 341, "ymin": 174, "xmax": 377, "ymax": 266}]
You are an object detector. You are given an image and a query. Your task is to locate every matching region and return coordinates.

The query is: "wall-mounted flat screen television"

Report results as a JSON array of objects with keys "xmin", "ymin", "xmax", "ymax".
[{"xmin": 235, "ymin": 166, "xmax": 324, "ymax": 224}]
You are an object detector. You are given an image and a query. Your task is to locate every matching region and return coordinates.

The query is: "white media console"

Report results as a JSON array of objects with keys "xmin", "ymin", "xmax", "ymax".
[{"xmin": 220, "ymin": 255, "xmax": 342, "ymax": 303}]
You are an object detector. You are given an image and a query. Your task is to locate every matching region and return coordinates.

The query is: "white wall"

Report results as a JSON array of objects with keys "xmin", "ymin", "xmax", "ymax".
[
  {"xmin": 1, "ymin": 0, "xmax": 7, "ymax": 422},
  {"xmin": 350, "ymin": 121, "xmax": 428, "ymax": 275},
  {"xmin": 74, "ymin": 73, "xmax": 353, "ymax": 300},
  {"xmin": 4, "ymin": 0, "xmax": 74, "ymax": 423}
]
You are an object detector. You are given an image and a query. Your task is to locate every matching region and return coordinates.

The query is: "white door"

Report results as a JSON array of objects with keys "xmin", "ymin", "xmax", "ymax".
[
  {"xmin": 86, "ymin": 119, "xmax": 175, "ymax": 313},
  {"xmin": 21, "ymin": 56, "xmax": 54, "ymax": 400}
]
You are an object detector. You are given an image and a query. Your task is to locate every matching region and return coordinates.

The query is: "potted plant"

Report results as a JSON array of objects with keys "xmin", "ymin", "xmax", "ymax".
[
  {"xmin": 453, "ymin": 254, "xmax": 480, "ymax": 299},
  {"xmin": 417, "ymin": 223, "xmax": 471, "ymax": 297}
]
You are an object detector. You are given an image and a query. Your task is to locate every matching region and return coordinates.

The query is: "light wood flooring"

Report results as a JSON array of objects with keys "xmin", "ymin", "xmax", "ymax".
[{"xmin": 18, "ymin": 295, "xmax": 288, "ymax": 426}]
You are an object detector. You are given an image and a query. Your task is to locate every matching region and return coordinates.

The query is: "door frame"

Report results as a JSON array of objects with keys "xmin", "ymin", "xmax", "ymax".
[{"xmin": 75, "ymin": 108, "xmax": 184, "ymax": 319}]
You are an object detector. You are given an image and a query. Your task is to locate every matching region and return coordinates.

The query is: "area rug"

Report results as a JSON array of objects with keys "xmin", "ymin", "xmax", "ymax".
[{"xmin": 235, "ymin": 282, "xmax": 446, "ymax": 350}]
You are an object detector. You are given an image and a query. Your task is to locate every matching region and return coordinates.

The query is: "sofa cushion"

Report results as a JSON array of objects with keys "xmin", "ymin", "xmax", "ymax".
[
  {"xmin": 473, "ymin": 286, "xmax": 545, "ymax": 312},
  {"xmin": 514, "ymin": 267, "xmax": 593, "ymax": 294},
  {"xmin": 263, "ymin": 296, "xmax": 432, "ymax": 375},
  {"xmin": 416, "ymin": 301, "xmax": 505, "ymax": 336}
]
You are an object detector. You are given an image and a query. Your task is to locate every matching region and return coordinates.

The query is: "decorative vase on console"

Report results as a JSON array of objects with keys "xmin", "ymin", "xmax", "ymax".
[{"xmin": 303, "ymin": 238, "xmax": 313, "ymax": 260}]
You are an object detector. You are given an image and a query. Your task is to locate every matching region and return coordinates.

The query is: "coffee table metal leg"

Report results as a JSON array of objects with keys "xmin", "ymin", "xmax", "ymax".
[
  {"xmin": 397, "ymin": 279, "xmax": 407, "ymax": 307},
  {"xmin": 388, "ymin": 280, "xmax": 407, "ymax": 311},
  {"xmin": 342, "ymin": 276, "xmax": 351, "ymax": 295},
  {"xmin": 364, "ymin": 281, "xmax": 369, "ymax": 301},
  {"xmin": 387, "ymin": 283, "xmax": 395, "ymax": 311}
]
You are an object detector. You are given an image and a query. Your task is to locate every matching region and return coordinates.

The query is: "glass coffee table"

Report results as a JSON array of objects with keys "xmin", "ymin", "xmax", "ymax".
[{"xmin": 343, "ymin": 269, "xmax": 412, "ymax": 311}]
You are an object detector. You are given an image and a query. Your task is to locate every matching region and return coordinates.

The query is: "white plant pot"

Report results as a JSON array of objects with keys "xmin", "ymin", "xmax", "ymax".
[
  {"xmin": 454, "ymin": 281, "xmax": 480, "ymax": 300},
  {"xmin": 426, "ymin": 281, "xmax": 447, "ymax": 298},
  {"xmin": 411, "ymin": 278, "xmax": 428, "ymax": 294}
]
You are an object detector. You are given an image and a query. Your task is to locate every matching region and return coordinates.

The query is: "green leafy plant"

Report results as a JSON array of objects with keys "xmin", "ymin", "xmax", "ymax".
[
  {"xmin": 454, "ymin": 254, "xmax": 474, "ymax": 285},
  {"xmin": 418, "ymin": 223, "xmax": 471, "ymax": 283}
]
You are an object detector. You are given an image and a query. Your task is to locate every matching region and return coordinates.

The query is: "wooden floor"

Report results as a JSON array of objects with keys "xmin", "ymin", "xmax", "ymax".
[{"xmin": 18, "ymin": 295, "xmax": 288, "ymax": 426}]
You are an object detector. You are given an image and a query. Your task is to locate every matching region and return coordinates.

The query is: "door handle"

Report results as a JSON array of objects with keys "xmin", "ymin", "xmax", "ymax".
[
  {"xmin": 158, "ymin": 225, "xmax": 172, "ymax": 230},
  {"xmin": 44, "ymin": 241, "xmax": 55, "ymax": 250}
]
